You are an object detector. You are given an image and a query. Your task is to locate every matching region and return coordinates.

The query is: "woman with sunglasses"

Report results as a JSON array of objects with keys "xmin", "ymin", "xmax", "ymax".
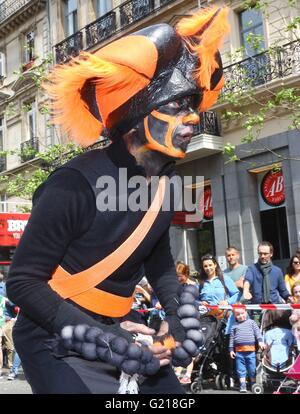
[{"xmin": 284, "ymin": 255, "xmax": 300, "ymax": 295}]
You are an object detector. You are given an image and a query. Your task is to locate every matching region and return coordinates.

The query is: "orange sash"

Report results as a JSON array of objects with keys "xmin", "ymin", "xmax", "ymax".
[{"xmin": 49, "ymin": 176, "xmax": 166, "ymax": 317}]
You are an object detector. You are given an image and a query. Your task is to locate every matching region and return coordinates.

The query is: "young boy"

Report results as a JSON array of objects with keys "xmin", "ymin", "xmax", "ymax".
[{"xmin": 229, "ymin": 307, "xmax": 266, "ymax": 393}]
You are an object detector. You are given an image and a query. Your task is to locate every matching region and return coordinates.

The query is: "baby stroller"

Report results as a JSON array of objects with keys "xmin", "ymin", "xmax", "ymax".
[
  {"xmin": 190, "ymin": 310, "xmax": 234, "ymax": 393},
  {"xmin": 253, "ymin": 310, "xmax": 297, "ymax": 394},
  {"xmin": 273, "ymin": 354, "xmax": 300, "ymax": 394}
]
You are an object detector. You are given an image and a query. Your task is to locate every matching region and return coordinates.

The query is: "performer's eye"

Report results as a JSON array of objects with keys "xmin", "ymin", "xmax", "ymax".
[{"xmin": 167, "ymin": 100, "xmax": 181, "ymax": 110}]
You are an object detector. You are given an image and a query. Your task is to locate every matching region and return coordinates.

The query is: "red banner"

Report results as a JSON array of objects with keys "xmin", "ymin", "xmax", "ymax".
[
  {"xmin": 0, "ymin": 213, "xmax": 30, "ymax": 246},
  {"xmin": 172, "ymin": 186, "xmax": 213, "ymax": 226},
  {"xmin": 261, "ymin": 170, "xmax": 285, "ymax": 206},
  {"xmin": 203, "ymin": 186, "xmax": 213, "ymax": 220},
  {"xmin": 171, "ymin": 211, "xmax": 201, "ymax": 228}
]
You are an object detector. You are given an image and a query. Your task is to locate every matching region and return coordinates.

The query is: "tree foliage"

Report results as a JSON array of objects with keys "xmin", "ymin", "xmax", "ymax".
[{"xmin": 0, "ymin": 143, "xmax": 84, "ymax": 200}]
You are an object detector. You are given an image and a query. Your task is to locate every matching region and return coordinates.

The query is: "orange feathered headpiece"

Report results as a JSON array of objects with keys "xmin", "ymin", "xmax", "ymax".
[{"xmin": 44, "ymin": 7, "xmax": 229, "ymax": 147}]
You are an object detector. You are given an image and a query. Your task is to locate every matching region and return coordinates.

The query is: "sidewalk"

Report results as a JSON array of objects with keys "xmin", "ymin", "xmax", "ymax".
[{"xmin": 0, "ymin": 367, "xmax": 31, "ymax": 394}]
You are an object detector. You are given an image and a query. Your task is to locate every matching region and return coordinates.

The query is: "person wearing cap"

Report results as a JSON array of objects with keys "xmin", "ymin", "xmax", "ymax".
[{"xmin": 6, "ymin": 7, "xmax": 229, "ymax": 394}]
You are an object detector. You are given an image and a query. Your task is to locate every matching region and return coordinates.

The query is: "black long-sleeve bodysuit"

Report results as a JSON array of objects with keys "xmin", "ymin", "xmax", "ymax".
[{"xmin": 6, "ymin": 139, "xmax": 184, "ymax": 394}]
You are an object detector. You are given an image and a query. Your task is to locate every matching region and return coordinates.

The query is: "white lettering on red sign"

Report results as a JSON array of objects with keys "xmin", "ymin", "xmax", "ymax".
[
  {"xmin": 261, "ymin": 170, "xmax": 285, "ymax": 206},
  {"xmin": 7, "ymin": 219, "xmax": 28, "ymax": 233},
  {"xmin": 204, "ymin": 187, "xmax": 213, "ymax": 219}
]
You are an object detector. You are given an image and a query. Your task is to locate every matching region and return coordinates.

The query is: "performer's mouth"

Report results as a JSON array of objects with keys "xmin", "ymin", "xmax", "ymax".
[{"xmin": 175, "ymin": 126, "xmax": 194, "ymax": 149}]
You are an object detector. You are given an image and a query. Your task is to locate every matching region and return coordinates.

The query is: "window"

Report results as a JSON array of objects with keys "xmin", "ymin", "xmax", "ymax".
[
  {"xmin": 0, "ymin": 52, "xmax": 5, "ymax": 78},
  {"xmin": 0, "ymin": 117, "xmax": 3, "ymax": 150},
  {"xmin": 239, "ymin": 7, "xmax": 267, "ymax": 87},
  {"xmin": 197, "ymin": 221, "xmax": 216, "ymax": 259},
  {"xmin": 0, "ymin": 117, "xmax": 6, "ymax": 173},
  {"xmin": 24, "ymin": 31, "xmax": 35, "ymax": 63},
  {"xmin": 64, "ymin": 0, "xmax": 78, "ymax": 37},
  {"xmin": 0, "ymin": 194, "xmax": 7, "ymax": 213},
  {"xmin": 96, "ymin": 0, "xmax": 111, "ymax": 18},
  {"xmin": 26, "ymin": 102, "xmax": 37, "ymax": 140},
  {"xmin": 239, "ymin": 8, "xmax": 265, "ymax": 57}
]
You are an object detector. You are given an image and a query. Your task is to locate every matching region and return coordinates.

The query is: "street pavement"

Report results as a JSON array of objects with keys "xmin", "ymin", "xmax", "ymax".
[
  {"xmin": 0, "ymin": 367, "xmax": 31, "ymax": 394},
  {"xmin": 0, "ymin": 367, "xmax": 271, "ymax": 395},
  {"xmin": 0, "ymin": 369, "xmax": 242, "ymax": 395},
  {"xmin": 0, "ymin": 369, "xmax": 247, "ymax": 395}
]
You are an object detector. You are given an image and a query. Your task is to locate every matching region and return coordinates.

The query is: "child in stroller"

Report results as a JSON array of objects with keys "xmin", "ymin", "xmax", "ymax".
[{"xmin": 254, "ymin": 310, "xmax": 296, "ymax": 394}]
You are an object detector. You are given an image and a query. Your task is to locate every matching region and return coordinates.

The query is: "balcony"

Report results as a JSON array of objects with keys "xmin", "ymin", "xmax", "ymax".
[
  {"xmin": 20, "ymin": 137, "xmax": 39, "ymax": 163},
  {"xmin": 0, "ymin": 155, "xmax": 6, "ymax": 172},
  {"xmin": 55, "ymin": 32, "xmax": 84, "ymax": 66},
  {"xmin": 222, "ymin": 39, "xmax": 300, "ymax": 95},
  {"xmin": 119, "ymin": 0, "xmax": 154, "ymax": 28},
  {"xmin": 0, "ymin": 0, "xmax": 46, "ymax": 37},
  {"xmin": 86, "ymin": 11, "xmax": 116, "ymax": 49},
  {"xmin": 55, "ymin": 0, "xmax": 179, "ymax": 63},
  {"xmin": 178, "ymin": 111, "xmax": 223, "ymax": 164}
]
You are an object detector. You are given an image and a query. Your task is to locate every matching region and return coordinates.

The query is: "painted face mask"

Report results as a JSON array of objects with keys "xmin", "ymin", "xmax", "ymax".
[
  {"xmin": 141, "ymin": 96, "xmax": 200, "ymax": 158},
  {"xmin": 45, "ymin": 7, "xmax": 229, "ymax": 148}
]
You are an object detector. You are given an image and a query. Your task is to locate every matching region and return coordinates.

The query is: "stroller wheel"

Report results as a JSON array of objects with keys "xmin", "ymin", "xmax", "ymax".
[
  {"xmin": 252, "ymin": 383, "xmax": 264, "ymax": 394},
  {"xmin": 215, "ymin": 374, "xmax": 222, "ymax": 390},
  {"xmin": 221, "ymin": 375, "xmax": 234, "ymax": 390},
  {"xmin": 191, "ymin": 380, "xmax": 203, "ymax": 394}
]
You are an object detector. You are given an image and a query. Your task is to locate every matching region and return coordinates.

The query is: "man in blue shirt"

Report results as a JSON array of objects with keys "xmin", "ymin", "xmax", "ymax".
[
  {"xmin": 224, "ymin": 246, "xmax": 248, "ymax": 302},
  {"xmin": 243, "ymin": 242, "xmax": 292, "ymax": 304}
]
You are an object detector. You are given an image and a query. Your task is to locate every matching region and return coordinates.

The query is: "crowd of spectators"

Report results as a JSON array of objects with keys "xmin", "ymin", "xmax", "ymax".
[
  {"xmin": 0, "ymin": 273, "xmax": 22, "ymax": 381},
  {"xmin": 132, "ymin": 242, "xmax": 300, "ymax": 391}
]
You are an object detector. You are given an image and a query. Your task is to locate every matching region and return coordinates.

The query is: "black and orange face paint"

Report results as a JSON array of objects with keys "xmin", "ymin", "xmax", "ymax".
[{"xmin": 141, "ymin": 96, "xmax": 200, "ymax": 159}]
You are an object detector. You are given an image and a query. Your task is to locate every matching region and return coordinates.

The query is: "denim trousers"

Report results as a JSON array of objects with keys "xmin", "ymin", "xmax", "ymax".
[{"xmin": 235, "ymin": 351, "xmax": 256, "ymax": 379}]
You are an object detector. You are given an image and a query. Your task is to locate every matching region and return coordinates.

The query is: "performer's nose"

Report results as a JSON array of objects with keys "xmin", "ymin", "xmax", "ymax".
[{"xmin": 182, "ymin": 112, "xmax": 200, "ymax": 125}]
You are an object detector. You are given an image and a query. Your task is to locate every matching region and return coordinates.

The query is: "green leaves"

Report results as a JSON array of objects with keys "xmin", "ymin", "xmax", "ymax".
[{"xmin": 1, "ymin": 143, "xmax": 84, "ymax": 199}]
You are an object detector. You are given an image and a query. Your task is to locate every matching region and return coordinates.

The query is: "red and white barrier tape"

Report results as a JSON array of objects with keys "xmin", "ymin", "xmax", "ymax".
[
  {"xmin": 136, "ymin": 304, "xmax": 300, "ymax": 313},
  {"xmin": 201, "ymin": 304, "xmax": 300, "ymax": 311}
]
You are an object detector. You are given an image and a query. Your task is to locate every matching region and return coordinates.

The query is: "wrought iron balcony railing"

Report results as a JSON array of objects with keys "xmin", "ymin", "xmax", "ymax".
[
  {"xmin": 55, "ymin": 32, "xmax": 84, "ymax": 66},
  {"xmin": 86, "ymin": 11, "xmax": 117, "ymax": 49},
  {"xmin": 194, "ymin": 111, "xmax": 221, "ymax": 137},
  {"xmin": 55, "ymin": 0, "xmax": 178, "ymax": 63},
  {"xmin": 120, "ymin": 0, "xmax": 154, "ymax": 28},
  {"xmin": 20, "ymin": 137, "xmax": 39, "ymax": 163},
  {"xmin": 0, "ymin": 155, "xmax": 6, "ymax": 172},
  {"xmin": 223, "ymin": 39, "xmax": 300, "ymax": 95}
]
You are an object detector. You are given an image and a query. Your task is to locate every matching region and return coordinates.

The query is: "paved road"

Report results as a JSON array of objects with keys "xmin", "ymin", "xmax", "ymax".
[
  {"xmin": 0, "ymin": 372, "xmax": 249, "ymax": 395},
  {"xmin": 0, "ymin": 368, "xmax": 270, "ymax": 395},
  {"xmin": 0, "ymin": 369, "xmax": 31, "ymax": 394}
]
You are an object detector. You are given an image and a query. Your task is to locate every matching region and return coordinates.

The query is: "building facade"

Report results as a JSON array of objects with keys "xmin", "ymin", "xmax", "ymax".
[{"xmin": 0, "ymin": 0, "xmax": 52, "ymax": 212}]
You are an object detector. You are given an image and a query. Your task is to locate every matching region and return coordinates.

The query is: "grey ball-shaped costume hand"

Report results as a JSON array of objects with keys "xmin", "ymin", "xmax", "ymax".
[
  {"xmin": 60, "ymin": 324, "xmax": 160, "ymax": 376},
  {"xmin": 171, "ymin": 284, "xmax": 204, "ymax": 367}
]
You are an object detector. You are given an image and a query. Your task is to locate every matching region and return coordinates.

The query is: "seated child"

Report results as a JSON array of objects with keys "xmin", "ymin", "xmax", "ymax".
[{"xmin": 264, "ymin": 325, "xmax": 295, "ymax": 368}]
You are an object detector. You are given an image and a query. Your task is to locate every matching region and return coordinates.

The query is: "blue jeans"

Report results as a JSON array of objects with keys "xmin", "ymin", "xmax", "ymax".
[
  {"xmin": 235, "ymin": 352, "xmax": 256, "ymax": 379},
  {"xmin": 11, "ymin": 352, "xmax": 22, "ymax": 376}
]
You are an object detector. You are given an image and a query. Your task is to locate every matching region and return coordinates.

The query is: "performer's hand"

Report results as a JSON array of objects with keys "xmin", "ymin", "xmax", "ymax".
[
  {"xmin": 120, "ymin": 321, "xmax": 155, "ymax": 336},
  {"xmin": 156, "ymin": 320, "xmax": 169, "ymax": 337},
  {"xmin": 121, "ymin": 321, "xmax": 171, "ymax": 367},
  {"xmin": 149, "ymin": 342, "xmax": 172, "ymax": 367}
]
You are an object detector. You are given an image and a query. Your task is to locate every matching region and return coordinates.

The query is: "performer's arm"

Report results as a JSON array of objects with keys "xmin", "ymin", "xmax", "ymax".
[
  {"xmin": 144, "ymin": 229, "xmax": 185, "ymax": 342},
  {"xmin": 6, "ymin": 169, "xmax": 131, "ymax": 340}
]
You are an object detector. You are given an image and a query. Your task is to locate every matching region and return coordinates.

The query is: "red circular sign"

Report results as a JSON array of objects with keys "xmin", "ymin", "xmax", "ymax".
[
  {"xmin": 203, "ymin": 186, "xmax": 213, "ymax": 220},
  {"xmin": 261, "ymin": 170, "xmax": 285, "ymax": 206}
]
